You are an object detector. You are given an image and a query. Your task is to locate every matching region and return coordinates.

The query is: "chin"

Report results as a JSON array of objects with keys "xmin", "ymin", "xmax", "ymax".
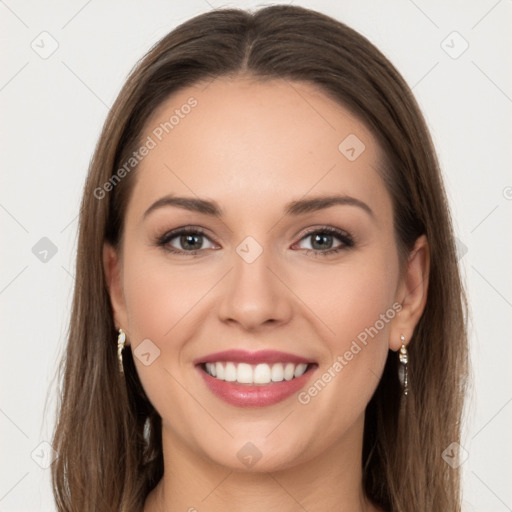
[{"xmin": 194, "ymin": 432, "xmax": 314, "ymax": 474}]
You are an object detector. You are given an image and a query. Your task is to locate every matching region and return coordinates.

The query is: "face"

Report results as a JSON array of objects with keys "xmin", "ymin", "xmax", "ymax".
[{"xmin": 104, "ymin": 76, "xmax": 425, "ymax": 473}]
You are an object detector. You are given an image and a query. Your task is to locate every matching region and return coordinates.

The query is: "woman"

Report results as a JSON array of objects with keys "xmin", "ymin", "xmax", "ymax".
[{"xmin": 51, "ymin": 5, "xmax": 468, "ymax": 511}]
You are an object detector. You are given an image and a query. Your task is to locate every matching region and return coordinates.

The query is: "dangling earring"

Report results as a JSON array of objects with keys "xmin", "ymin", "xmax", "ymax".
[
  {"xmin": 398, "ymin": 334, "xmax": 408, "ymax": 396},
  {"xmin": 117, "ymin": 329, "xmax": 126, "ymax": 373}
]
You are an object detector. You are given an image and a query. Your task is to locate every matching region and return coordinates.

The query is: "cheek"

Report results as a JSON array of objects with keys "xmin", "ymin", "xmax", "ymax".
[
  {"xmin": 121, "ymin": 251, "xmax": 207, "ymax": 420},
  {"xmin": 290, "ymin": 250, "xmax": 398, "ymax": 436},
  {"xmin": 289, "ymin": 249, "xmax": 397, "ymax": 411},
  {"xmin": 290, "ymin": 249, "xmax": 398, "ymax": 347},
  {"xmin": 120, "ymin": 247, "xmax": 223, "ymax": 401},
  {"xmin": 340, "ymin": 265, "xmax": 396, "ymax": 341},
  {"xmin": 122, "ymin": 251, "xmax": 208, "ymax": 341}
]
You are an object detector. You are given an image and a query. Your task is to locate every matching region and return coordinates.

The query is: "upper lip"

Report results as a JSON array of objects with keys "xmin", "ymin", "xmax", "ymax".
[{"xmin": 194, "ymin": 349, "xmax": 315, "ymax": 366}]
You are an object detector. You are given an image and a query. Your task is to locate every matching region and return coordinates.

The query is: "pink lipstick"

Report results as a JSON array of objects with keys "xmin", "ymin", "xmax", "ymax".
[{"xmin": 194, "ymin": 349, "xmax": 317, "ymax": 407}]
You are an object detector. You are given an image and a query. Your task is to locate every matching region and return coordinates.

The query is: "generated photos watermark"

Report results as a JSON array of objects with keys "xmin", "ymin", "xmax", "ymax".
[
  {"xmin": 298, "ymin": 302, "xmax": 402, "ymax": 405},
  {"xmin": 93, "ymin": 96, "xmax": 198, "ymax": 200}
]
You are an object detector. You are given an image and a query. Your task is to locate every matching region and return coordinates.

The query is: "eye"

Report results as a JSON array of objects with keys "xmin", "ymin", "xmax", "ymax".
[
  {"xmin": 156, "ymin": 225, "xmax": 354, "ymax": 257},
  {"xmin": 293, "ymin": 226, "xmax": 354, "ymax": 256},
  {"xmin": 156, "ymin": 227, "xmax": 217, "ymax": 255}
]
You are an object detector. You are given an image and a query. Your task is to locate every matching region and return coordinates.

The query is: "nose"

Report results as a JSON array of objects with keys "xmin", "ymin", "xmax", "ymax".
[{"xmin": 216, "ymin": 241, "xmax": 294, "ymax": 332}]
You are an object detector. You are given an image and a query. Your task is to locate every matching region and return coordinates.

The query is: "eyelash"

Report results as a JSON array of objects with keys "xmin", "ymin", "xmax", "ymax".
[{"xmin": 155, "ymin": 226, "xmax": 355, "ymax": 258}]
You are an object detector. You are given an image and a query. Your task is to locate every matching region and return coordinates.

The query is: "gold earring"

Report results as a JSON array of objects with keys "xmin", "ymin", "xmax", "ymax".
[
  {"xmin": 398, "ymin": 334, "xmax": 408, "ymax": 396},
  {"xmin": 117, "ymin": 329, "xmax": 126, "ymax": 373}
]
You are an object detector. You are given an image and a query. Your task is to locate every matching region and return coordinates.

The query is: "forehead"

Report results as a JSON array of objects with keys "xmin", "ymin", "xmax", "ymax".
[{"xmin": 130, "ymin": 76, "xmax": 390, "ymax": 221}]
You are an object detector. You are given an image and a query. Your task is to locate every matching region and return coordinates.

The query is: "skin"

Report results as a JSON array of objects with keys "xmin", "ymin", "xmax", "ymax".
[{"xmin": 103, "ymin": 76, "xmax": 429, "ymax": 512}]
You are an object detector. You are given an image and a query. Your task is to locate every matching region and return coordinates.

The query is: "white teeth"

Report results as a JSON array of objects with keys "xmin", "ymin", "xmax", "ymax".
[
  {"xmin": 237, "ymin": 363, "xmax": 253, "ymax": 383},
  {"xmin": 284, "ymin": 363, "xmax": 295, "ymax": 381},
  {"xmin": 294, "ymin": 363, "xmax": 308, "ymax": 378},
  {"xmin": 271, "ymin": 363, "xmax": 284, "ymax": 382},
  {"xmin": 215, "ymin": 362, "xmax": 224, "ymax": 380},
  {"xmin": 254, "ymin": 363, "xmax": 271, "ymax": 384},
  {"xmin": 224, "ymin": 362, "xmax": 237, "ymax": 382},
  {"xmin": 205, "ymin": 362, "xmax": 216, "ymax": 377},
  {"xmin": 203, "ymin": 361, "xmax": 310, "ymax": 384}
]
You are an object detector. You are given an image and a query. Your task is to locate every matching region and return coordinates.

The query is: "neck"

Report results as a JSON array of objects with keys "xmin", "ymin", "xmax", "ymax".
[{"xmin": 144, "ymin": 414, "xmax": 379, "ymax": 512}]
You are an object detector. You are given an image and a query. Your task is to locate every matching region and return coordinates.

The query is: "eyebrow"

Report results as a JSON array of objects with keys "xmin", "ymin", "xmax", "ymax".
[{"xmin": 143, "ymin": 193, "xmax": 374, "ymax": 219}]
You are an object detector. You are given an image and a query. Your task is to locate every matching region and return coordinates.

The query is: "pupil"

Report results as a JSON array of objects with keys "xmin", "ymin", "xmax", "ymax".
[{"xmin": 312, "ymin": 233, "xmax": 332, "ymax": 250}]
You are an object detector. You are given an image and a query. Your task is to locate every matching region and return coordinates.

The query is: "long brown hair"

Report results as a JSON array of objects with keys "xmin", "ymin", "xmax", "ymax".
[{"xmin": 51, "ymin": 5, "xmax": 469, "ymax": 511}]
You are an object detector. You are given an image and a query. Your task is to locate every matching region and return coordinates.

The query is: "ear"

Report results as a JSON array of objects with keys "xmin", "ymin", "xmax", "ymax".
[
  {"xmin": 103, "ymin": 243, "xmax": 129, "ymax": 343},
  {"xmin": 389, "ymin": 234, "xmax": 430, "ymax": 351}
]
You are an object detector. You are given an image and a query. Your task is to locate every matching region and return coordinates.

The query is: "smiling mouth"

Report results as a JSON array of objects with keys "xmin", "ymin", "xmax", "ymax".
[{"xmin": 199, "ymin": 361, "xmax": 317, "ymax": 385}]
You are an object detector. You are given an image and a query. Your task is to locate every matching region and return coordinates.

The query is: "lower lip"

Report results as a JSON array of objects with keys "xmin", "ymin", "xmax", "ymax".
[{"xmin": 196, "ymin": 364, "xmax": 317, "ymax": 407}]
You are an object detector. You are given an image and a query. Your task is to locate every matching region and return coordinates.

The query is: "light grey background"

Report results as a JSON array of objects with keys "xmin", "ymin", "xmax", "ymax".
[{"xmin": 1, "ymin": 1, "xmax": 511, "ymax": 510}]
